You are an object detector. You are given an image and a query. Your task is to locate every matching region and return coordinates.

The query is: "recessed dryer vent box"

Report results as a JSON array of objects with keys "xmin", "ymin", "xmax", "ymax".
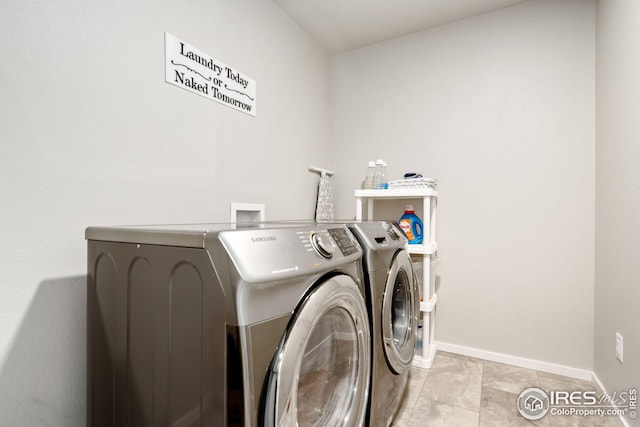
[{"xmin": 230, "ymin": 203, "xmax": 265, "ymax": 225}]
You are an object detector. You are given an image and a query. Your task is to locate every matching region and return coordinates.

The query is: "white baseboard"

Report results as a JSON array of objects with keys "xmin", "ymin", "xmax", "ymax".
[
  {"xmin": 434, "ymin": 341, "xmax": 593, "ymax": 381},
  {"xmin": 592, "ymin": 372, "xmax": 632, "ymax": 427}
]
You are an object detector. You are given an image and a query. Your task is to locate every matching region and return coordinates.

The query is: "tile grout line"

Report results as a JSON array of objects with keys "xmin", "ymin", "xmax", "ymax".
[
  {"xmin": 408, "ymin": 367, "xmax": 431, "ymax": 421},
  {"xmin": 477, "ymin": 359, "xmax": 485, "ymax": 427}
]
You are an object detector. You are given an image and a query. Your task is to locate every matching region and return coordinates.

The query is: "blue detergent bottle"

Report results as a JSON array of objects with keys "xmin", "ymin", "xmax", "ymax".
[{"xmin": 399, "ymin": 205, "xmax": 424, "ymax": 244}]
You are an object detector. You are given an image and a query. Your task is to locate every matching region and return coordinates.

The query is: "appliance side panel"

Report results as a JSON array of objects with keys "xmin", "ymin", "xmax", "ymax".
[
  {"xmin": 128, "ymin": 257, "xmax": 155, "ymax": 426},
  {"xmin": 87, "ymin": 241, "xmax": 227, "ymax": 427},
  {"xmin": 169, "ymin": 260, "xmax": 204, "ymax": 426},
  {"xmin": 87, "ymin": 242, "xmax": 118, "ymax": 427}
]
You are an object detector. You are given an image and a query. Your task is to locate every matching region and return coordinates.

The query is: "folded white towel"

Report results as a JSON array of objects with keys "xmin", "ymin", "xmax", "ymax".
[{"xmin": 387, "ymin": 177, "xmax": 438, "ymax": 189}]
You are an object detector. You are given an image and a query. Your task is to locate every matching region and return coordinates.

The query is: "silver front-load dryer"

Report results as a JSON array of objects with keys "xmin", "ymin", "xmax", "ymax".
[
  {"xmin": 86, "ymin": 223, "xmax": 370, "ymax": 427},
  {"xmin": 348, "ymin": 221, "xmax": 419, "ymax": 427}
]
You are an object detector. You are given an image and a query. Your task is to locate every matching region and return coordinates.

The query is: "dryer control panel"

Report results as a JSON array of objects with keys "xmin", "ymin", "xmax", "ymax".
[
  {"xmin": 308, "ymin": 227, "xmax": 359, "ymax": 259},
  {"xmin": 328, "ymin": 227, "xmax": 360, "ymax": 256},
  {"xmin": 218, "ymin": 224, "xmax": 362, "ymax": 283}
]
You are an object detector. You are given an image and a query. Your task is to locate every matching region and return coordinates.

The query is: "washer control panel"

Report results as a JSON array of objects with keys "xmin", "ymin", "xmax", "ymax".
[{"xmin": 384, "ymin": 222, "xmax": 403, "ymax": 241}]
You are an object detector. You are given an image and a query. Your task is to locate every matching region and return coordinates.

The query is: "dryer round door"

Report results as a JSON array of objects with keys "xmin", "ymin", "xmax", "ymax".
[
  {"xmin": 382, "ymin": 249, "xmax": 418, "ymax": 374},
  {"xmin": 263, "ymin": 274, "xmax": 370, "ymax": 427}
]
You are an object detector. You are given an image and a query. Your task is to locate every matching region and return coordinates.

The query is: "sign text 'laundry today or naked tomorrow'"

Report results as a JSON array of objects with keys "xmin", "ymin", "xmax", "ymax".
[{"xmin": 165, "ymin": 33, "xmax": 256, "ymax": 116}]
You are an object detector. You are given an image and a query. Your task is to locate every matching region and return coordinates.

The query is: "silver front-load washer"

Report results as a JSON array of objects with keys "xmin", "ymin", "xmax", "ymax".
[
  {"xmin": 348, "ymin": 221, "xmax": 419, "ymax": 427},
  {"xmin": 86, "ymin": 223, "xmax": 370, "ymax": 427}
]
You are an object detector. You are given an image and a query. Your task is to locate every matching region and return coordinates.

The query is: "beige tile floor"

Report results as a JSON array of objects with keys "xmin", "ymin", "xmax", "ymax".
[{"xmin": 391, "ymin": 351, "xmax": 624, "ymax": 427}]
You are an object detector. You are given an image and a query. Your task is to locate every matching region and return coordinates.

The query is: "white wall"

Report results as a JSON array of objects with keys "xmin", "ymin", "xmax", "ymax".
[
  {"xmin": 331, "ymin": 0, "xmax": 596, "ymax": 370},
  {"xmin": 0, "ymin": 1, "xmax": 329, "ymax": 425},
  {"xmin": 7, "ymin": 0, "xmax": 636, "ymax": 424},
  {"xmin": 595, "ymin": 1, "xmax": 640, "ymax": 425}
]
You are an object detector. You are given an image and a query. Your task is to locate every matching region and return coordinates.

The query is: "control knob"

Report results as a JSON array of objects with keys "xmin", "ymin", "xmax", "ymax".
[{"xmin": 310, "ymin": 232, "xmax": 334, "ymax": 259}]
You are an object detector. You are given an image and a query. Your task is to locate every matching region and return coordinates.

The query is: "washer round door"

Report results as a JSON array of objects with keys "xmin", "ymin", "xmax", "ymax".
[
  {"xmin": 382, "ymin": 249, "xmax": 418, "ymax": 374},
  {"xmin": 263, "ymin": 274, "xmax": 370, "ymax": 427}
]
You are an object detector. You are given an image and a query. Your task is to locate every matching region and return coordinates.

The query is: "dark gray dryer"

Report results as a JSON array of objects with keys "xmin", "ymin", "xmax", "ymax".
[{"xmin": 86, "ymin": 223, "xmax": 371, "ymax": 427}]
